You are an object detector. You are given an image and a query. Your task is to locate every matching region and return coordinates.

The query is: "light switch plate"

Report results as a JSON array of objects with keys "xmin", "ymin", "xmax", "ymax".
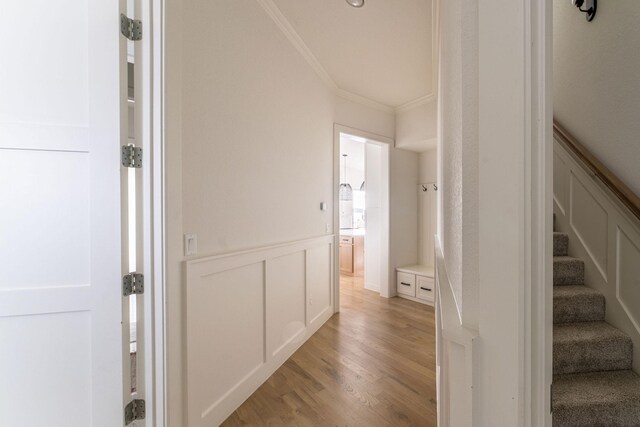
[{"xmin": 184, "ymin": 234, "xmax": 197, "ymax": 256}]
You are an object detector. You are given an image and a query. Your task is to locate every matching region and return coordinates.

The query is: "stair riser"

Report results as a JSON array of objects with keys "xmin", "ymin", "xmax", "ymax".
[
  {"xmin": 554, "ymin": 294, "xmax": 605, "ymax": 324},
  {"xmin": 554, "ymin": 259, "xmax": 585, "ymax": 285},
  {"xmin": 553, "ymin": 233, "xmax": 569, "ymax": 256},
  {"xmin": 552, "ymin": 371, "xmax": 640, "ymax": 427},
  {"xmin": 554, "ymin": 339, "xmax": 632, "ymax": 375},
  {"xmin": 554, "ymin": 405, "xmax": 640, "ymax": 427}
]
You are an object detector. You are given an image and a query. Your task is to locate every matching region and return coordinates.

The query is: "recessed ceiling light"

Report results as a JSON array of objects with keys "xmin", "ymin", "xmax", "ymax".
[{"xmin": 346, "ymin": 0, "xmax": 365, "ymax": 8}]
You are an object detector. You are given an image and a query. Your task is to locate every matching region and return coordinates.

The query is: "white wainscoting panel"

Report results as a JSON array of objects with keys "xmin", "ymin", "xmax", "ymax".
[
  {"xmin": 189, "ymin": 262, "xmax": 265, "ymax": 422},
  {"xmin": 553, "ymin": 150, "xmax": 569, "ymax": 215},
  {"xmin": 570, "ymin": 172, "xmax": 608, "ymax": 280},
  {"xmin": 435, "ymin": 237, "xmax": 478, "ymax": 427},
  {"xmin": 267, "ymin": 252, "xmax": 306, "ymax": 358},
  {"xmin": 554, "ymin": 137, "xmax": 640, "ymax": 372},
  {"xmin": 617, "ymin": 226, "xmax": 640, "ymax": 333},
  {"xmin": 306, "ymin": 243, "xmax": 333, "ymax": 327},
  {"xmin": 185, "ymin": 235, "xmax": 334, "ymax": 426}
]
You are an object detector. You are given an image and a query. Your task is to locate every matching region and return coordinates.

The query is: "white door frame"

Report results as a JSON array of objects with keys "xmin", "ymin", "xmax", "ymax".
[
  {"xmin": 149, "ymin": 0, "xmax": 167, "ymax": 424},
  {"xmin": 332, "ymin": 124, "xmax": 392, "ymax": 311},
  {"xmin": 132, "ymin": 0, "xmax": 167, "ymax": 424},
  {"xmin": 527, "ymin": 0, "xmax": 553, "ymax": 424}
]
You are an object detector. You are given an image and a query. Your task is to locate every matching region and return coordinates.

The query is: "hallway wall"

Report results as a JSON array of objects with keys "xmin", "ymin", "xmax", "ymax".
[
  {"xmin": 180, "ymin": 0, "xmax": 335, "ymax": 256},
  {"xmin": 396, "ymin": 99, "xmax": 437, "ymax": 152},
  {"xmin": 437, "ymin": 0, "xmax": 479, "ymax": 328},
  {"xmin": 164, "ymin": 1, "xmax": 417, "ymax": 425},
  {"xmin": 554, "ymin": 1, "xmax": 640, "ymax": 196},
  {"xmin": 436, "ymin": 0, "xmax": 547, "ymax": 425},
  {"xmin": 419, "ymin": 149, "xmax": 437, "ymax": 267}
]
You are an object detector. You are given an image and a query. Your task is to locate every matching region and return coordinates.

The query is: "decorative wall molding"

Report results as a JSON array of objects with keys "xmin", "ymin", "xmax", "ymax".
[
  {"xmin": 435, "ymin": 236, "xmax": 478, "ymax": 426},
  {"xmin": 185, "ymin": 235, "xmax": 335, "ymax": 426},
  {"xmin": 554, "ymin": 136, "xmax": 640, "ymax": 372},
  {"xmin": 335, "ymin": 88, "xmax": 394, "ymax": 114},
  {"xmin": 255, "ymin": 0, "xmax": 438, "ymax": 115},
  {"xmin": 255, "ymin": 0, "xmax": 336, "ymax": 91},
  {"xmin": 395, "ymin": 93, "xmax": 437, "ymax": 114}
]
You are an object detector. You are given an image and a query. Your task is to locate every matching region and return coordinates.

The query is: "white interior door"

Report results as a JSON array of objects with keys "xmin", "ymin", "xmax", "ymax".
[
  {"xmin": 0, "ymin": 1, "xmax": 125, "ymax": 426},
  {"xmin": 364, "ymin": 143, "xmax": 382, "ymax": 292}
]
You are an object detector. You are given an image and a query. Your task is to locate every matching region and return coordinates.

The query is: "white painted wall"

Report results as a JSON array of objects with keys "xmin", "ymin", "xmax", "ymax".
[
  {"xmin": 396, "ymin": 99, "xmax": 438, "ymax": 152},
  {"xmin": 476, "ymin": 0, "xmax": 527, "ymax": 422},
  {"xmin": 334, "ymin": 95, "xmax": 395, "ymax": 138},
  {"xmin": 437, "ymin": 0, "xmax": 550, "ymax": 425},
  {"xmin": 164, "ymin": 1, "xmax": 418, "ymax": 425},
  {"xmin": 181, "ymin": 0, "xmax": 335, "ymax": 255},
  {"xmin": 437, "ymin": 0, "xmax": 479, "ymax": 328},
  {"xmin": 554, "ymin": 1, "xmax": 640, "ymax": 196},
  {"xmin": 419, "ymin": 149, "xmax": 437, "ymax": 267},
  {"xmin": 420, "ymin": 149, "xmax": 437, "ymax": 184},
  {"xmin": 389, "ymin": 148, "xmax": 420, "ymax": 292},
  {"xmin": 164, "ymin": 0, "xmax": 184, "ymax": 424}
]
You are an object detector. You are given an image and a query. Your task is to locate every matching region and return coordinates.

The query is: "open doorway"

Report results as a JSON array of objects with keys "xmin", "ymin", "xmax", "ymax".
[{"xmin": 334, "ymin": 126, "xmax": 390, "ymax": 308}]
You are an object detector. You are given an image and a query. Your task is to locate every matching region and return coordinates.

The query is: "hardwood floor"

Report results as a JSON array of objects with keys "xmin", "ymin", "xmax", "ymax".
[{"xmin": 222, "ymin": 275, "xmax": 437, "ymax": 426}]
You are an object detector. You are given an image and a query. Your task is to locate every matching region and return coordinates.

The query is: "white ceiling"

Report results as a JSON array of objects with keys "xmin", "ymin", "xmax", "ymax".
[{"xmin": 270, "ymin": 0, "xmax": 434, "ymax": 109}]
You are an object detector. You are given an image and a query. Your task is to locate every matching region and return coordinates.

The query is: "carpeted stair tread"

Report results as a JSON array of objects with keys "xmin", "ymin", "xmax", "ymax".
[
  {"xmin": 554, "ymin": 285, "xmax": 605, "ymax": 324},
  {"xmin": 554, "ymin": 321, "xmax": 632, "ymax": 375},
  {"xmin": 553, "ymin": 256, "xmax": 585, "ymax": 286},
  {"xmin": 553, "ymin": 232, "xmax": 569, "ymax": 256},
  {"xmin": 553, "ymin": 370, "xmax": 640, "ymax": 426}
]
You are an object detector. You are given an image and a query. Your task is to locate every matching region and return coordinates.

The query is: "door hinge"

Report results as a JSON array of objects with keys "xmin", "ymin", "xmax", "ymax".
[
  {"xmin": 123, "ymin": 273, "xmax": 144, "ymax": 297},
  {"xmin": 124, "ymin": 399, "xmax": 146, "ymax": 424},
  {"xmin": 550, "ymin": 382, "xmax": 554, "ymax": 413},
  {"xmin": 121, "ymin": 145, "xmax": 143, "ymax": 168},
  {"xmin": 120, "ymin": 13, "xmax": 142, "ymax": 41}
]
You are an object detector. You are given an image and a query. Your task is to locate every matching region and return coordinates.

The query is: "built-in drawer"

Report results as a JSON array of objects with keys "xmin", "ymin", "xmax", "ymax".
[
  {"xmin": 340, "ymin": 236, "xmax": 354, "ymax": 245},
  {"xmin": 397, "ymin": 272, "xmax": 416, "ymax": 297},
  {"xmin": 416, "ymin": 275, "xmax": 434, "ymax": 301}
]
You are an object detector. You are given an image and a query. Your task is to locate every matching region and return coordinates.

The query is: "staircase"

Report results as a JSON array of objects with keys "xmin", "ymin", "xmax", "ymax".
[{"xmin": 552, "ymin": 226, "xmax": 640, "ymax": 425}]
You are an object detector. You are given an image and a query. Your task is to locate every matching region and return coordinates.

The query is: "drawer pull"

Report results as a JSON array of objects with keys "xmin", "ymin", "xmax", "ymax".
[
  {"xmin": 400, "ymin": 282, "xmax": 411, "ymax": 286},
  {"xmin": 420, "ymin": 287, "xmax": 432, "ymax": 292}
]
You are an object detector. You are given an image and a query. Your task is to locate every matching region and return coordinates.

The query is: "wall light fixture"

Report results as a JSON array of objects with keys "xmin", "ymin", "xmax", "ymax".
[{"xmin": 572, "ymin": 0, "xmax": 597, "ymax": 22}]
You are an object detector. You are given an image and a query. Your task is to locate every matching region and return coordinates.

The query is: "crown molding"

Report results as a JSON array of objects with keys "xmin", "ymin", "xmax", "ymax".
[
  {"xmin": 256, "ymin": 0, "xmax": 439, "ymax": 117},
  {"xmin": 395, "ymin": 93, "xmax": 437, "ymax": 114},
  {"xmin": 336, "ymin": 89, "xmax": 395, "ymax": 114},
  {"xmin": 255, "ymin": 0, "xmax": 337, "ymax": 90},
  {"xmin": 256, "ymin": 0, "xmax": 396, "ymax": 114}
]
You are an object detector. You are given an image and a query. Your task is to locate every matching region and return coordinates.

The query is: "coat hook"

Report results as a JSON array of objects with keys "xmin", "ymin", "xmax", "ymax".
[
  {"xmin": 422, "ymin": 185, "xmax": 428, "ymax": 192},
  {"xmin": 433, "ymin": 184, "xmax": 438, "ymax": 191}
]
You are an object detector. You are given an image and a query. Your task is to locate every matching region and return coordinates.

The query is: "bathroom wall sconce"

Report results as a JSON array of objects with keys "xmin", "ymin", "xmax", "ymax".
[{"xmin": 573, "ymin": 0, "xmax": 597, "ymax": 22}]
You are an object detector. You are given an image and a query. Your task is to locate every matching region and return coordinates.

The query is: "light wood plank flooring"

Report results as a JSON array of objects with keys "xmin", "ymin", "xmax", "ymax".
[{"xmin": 222, "ymin": 275, "xmax": 437, "ymax": 426}]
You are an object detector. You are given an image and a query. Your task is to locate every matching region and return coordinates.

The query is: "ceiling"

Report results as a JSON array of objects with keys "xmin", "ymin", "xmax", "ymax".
[{"xmin": 269, "ymin": 0, "xmax": 435, "ymax": 109}]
